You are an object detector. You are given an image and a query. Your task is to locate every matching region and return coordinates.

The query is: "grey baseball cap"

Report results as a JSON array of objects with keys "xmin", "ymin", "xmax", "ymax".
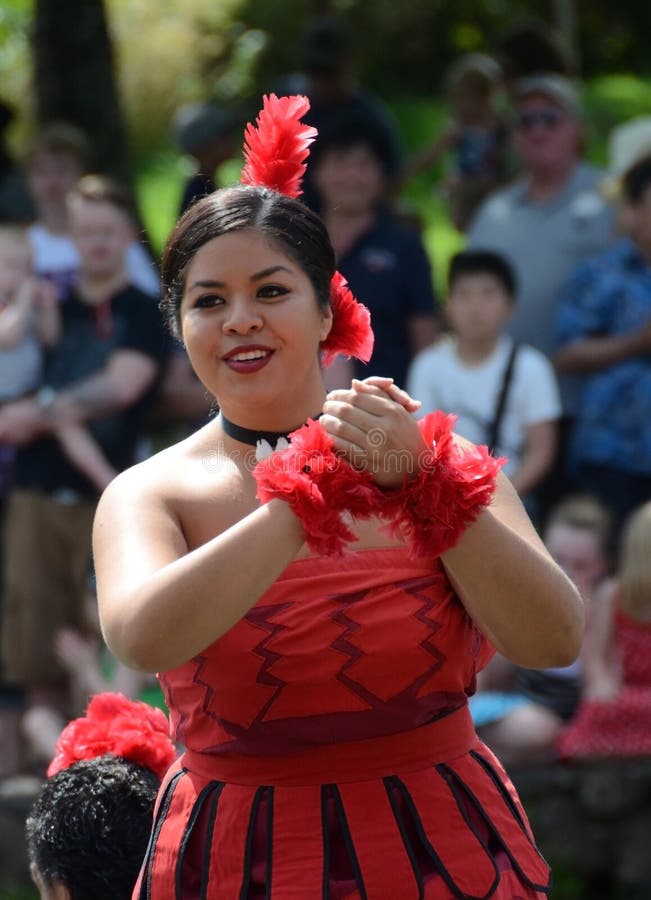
[{"xmin": 514, "ymin": 73, "xmax": 582, "ymax": 117}]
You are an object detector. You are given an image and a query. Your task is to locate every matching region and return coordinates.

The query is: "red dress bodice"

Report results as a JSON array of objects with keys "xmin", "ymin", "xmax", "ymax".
[{"xmin": 135, "ymin": 548, "xmax": 549, "ymax": 899}]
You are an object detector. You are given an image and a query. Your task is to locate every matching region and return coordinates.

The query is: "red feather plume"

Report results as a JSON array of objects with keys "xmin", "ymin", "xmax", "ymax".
[
  {"xmin": 240, "ymin": 94, "xmax": 317, "ymax": 198},
  {"xmin": 321, "ymin": 271, "xmax": 374, "ymax": 367},
  {"xmin": 47, "ymin": 692, "xmax": 177, "ymax": 780}
]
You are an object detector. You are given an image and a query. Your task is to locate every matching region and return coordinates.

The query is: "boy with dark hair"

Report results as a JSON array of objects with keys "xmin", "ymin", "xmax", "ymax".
[{"xmin": 407, "ymin": 248, "xmax": 560, "ymax": 501}]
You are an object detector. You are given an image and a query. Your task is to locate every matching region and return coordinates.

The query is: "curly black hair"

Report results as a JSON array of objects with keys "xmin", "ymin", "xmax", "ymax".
[{"xmin": 25, "ymin": 754, "xmax": 160, "ymax": 900}]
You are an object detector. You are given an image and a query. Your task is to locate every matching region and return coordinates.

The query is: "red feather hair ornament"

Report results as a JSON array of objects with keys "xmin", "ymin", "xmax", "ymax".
[
  {"xmin": 47, "ymin": 692, "xmax": 177, "ymax": 780},
  {"xmin": 239, "ymin": 93, "xmax": 374, "ymax": 365},
  {"xmin": 241, "ymin": 94, "xmax": 317, "ymax": 198}
]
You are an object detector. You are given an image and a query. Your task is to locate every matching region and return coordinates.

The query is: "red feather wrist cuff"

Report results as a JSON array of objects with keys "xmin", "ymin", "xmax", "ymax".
[
  {"xmin": 253, "ymin": 419, "xmax": 381, "ymax": 556},
  {"xmin": 253, "ymin": 412, "xmax": 503, "ymax": 559},
  {"xmin": 377, "ymin": 410, "xmax": 504, "ymax": 559}
]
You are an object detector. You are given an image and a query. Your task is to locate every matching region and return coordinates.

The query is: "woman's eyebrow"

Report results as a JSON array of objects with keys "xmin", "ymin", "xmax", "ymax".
[
  {"xmin": 250, "ymin": 265, "xmax": 292, "ymax": 281},
  {"xmin": 188, "ymin": 266, "xmax": 292, "ymax": 291}
]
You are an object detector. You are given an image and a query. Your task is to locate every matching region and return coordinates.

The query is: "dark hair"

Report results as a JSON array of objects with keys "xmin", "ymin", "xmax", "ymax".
[
  {"xmin": 300, "ymin": 15, "xmax": 353, "ymax": 76},
  {"xmin": 26, "ymin": 755, "xmax": 160, "ymax": 900},
  {"xmin": 448, "ymin": 250, "xmax": 517, "ymax": 298},
  {"xmin": 622, "ymin": 155, "xmax": 651, "ymax": 205},
  {"xmin": 310, "ymin": 115, "xmax": 396, "ymax": 180},
  {"xmin": 494, "ymin": 19, "xmax": 575, "ymax": 83},
  {"xmin": 160, "ymin": 184, "xmax": 336, "ymax": 338}
]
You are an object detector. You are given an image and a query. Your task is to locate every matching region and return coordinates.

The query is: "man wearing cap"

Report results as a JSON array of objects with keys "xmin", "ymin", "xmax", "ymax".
[
  {"xmin": 466, "ymin": 74, "xmax": 616, "ymax": 515},
  {"xmin": 467, "ymin": 74, "xmax": 615, "ymax": 362},
  {"xmin": 554, "ymin": 118, "xmax": 651, "ymax": 529}
]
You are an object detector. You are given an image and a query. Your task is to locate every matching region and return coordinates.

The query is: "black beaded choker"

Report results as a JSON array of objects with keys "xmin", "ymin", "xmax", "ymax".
[{"xmin": 219, "ymin": 412, "xmax": 320, "ymax": 447}]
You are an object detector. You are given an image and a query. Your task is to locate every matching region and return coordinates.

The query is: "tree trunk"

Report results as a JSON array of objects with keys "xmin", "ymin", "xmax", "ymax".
[{"xmin": 32, "ymin": 0, "xmax": 132, "ymax": 188}]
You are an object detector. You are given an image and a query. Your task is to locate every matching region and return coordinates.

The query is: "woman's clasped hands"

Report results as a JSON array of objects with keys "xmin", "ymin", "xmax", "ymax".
[{"xmin": 321, "ymin": 377, "xmax": 426, "ymax": 488}]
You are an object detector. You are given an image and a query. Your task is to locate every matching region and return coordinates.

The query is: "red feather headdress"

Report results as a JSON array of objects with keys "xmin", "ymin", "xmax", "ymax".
[
  {"xmin": 240, "ymin": 93, "xmax": 374, "ymax": 366},
  {"xmin": 47, "ymin": 692, "xmax": 177, "ymax": 780}
]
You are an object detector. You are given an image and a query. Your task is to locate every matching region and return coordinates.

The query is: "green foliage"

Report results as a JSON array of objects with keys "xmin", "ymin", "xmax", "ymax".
[
  {"xmin": 0, "ymin": 0, "xmax": 33, "ymax": 143},
  {"xmin": 106, "ymin": 0, "xmax": 265, "ymax": 161}
]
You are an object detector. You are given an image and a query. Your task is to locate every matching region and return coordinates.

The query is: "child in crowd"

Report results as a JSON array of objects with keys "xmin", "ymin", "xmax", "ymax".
[
  {"xmin": 473, "ymin": 494, "xmax": 612, "ymax": 766},
  {"xmin": 25, "ymin": 692, "xmax": 177, "ymax": 900},
  {"xmin": 0, "ymin": 224, "xmax": 118, "ymax": 495},
  {"xmin": 24, "ymin": 122, "xmax": 159, "ymax": 297},
  {"xmin": 406, "ymin": 53, "xmax": 511, "ymax": 231},
  {"xmin": 558, "ymin": 501, "xmax": 651, "ymax": 758},
  {"xmin": 407, "ymin": 249, "xmax": 560, "ymax": 506},
  {"xmin": 0, "ymin": 226, "xmax": 59, "ymax": 493}
]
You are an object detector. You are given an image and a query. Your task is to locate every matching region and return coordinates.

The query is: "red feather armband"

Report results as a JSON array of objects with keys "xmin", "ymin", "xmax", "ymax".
[
  {"xmin": 253, "ymin": 412, "xmax": 503, "ymax": 559},
  {"xmin": 253, "ymin": 419, "xmax": 381, "ymax": 556},
  {"xmin": 377, "ymin": 410, "xmax": 505, "ymax": 559}
]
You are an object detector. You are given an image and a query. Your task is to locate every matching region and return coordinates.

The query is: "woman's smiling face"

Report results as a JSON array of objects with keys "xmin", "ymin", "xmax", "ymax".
[{"xmin": 180, "ymin": 229, "xmax": 332, "ymax": 425}]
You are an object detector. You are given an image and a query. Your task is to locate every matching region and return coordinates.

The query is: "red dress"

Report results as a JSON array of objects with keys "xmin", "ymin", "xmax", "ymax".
[
  {"xmin": 133, "ymin": 548, "xmax": 550, "ymax": 899},
  {"xmin": 557, "ymin": 609, "xmax": 651, "ymax": 758}
]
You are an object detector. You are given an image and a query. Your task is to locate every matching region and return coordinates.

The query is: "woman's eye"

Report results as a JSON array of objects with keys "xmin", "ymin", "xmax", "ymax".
[
  {"xmin": 258, "ymin": 284, "xmax": 288, "ymax": 300},
  {"xmin": 195, "ymin": 294, "xmax": 223, "ymax": 308}
]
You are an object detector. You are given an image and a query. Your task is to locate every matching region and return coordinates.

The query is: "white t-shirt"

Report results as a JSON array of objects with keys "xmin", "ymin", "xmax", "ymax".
[
  {"xmin": 28, "ymin": 224, "xmax": 160, "ymax": 298},
  {"xmin": 406, "ymin": 335, "xmax": 561, "ymax": 477}
]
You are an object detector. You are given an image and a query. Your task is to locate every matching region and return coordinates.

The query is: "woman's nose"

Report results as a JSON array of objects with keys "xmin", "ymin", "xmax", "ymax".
[{"xmin": 223, "ymin": 299, "xmax": 263, "ymax": 334}]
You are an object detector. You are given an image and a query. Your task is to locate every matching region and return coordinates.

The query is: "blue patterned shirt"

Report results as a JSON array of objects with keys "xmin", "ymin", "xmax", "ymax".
[{"xmin": 556, "ymin": 238, "xmax": 651, "ymax": 474}]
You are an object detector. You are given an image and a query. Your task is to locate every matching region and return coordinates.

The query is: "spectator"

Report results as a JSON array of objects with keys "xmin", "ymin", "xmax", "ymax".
[
  {"xmin": 277, "ymin": 15, "xmax": 404, "ymax": 212},
  {"xmin": 405, "ymin": 53, "xmax": 511, "ymax": 231},
  {"xmin": 0, "ymin": 223, "xmax": 117, "ymax": 497},
  {"xmin": 558, "ymin": 500, "xmax": 651, "ymax": 758},
  {"xmin": 312, "ymin": 117, "xmax": 439, "ymax": 386},
  {"xmin": 25, "ymin": 692, "xmax": 176, "ymax": 900},
  {"xmin": 407, "ymin": 250, "xmax": 560, "ymax": 504},
  {"xmin": 473, "ymin": 494, "xmax": 612, "ymax": 767},
  {"xmin": 467, "ymin": 74, "xmax": 615, "ymax": 360},
  {"xmin": 554, "ymin": 118, "xmax": 651, "ymax": 530},
  {"xmin": 0, "ymin": 226, "xmax": 59, "ymax": 494},
  {"xmin": 0, "ymin": 175, "xmax": 171, "ymax": 775},
  {"xmin": 24, "ymin": 122, "xmax": 160, "ymax": 297},
  {"xmin": 467, "ymin": 72, "xmax": 615, "ymax": 516},
  {"xmin": 0, "ymin": 99, "xmax": 35, "ymax": 223},
  {"xmin": 171, "ymin": 100, "xmax": 239, "ymax": 216}
]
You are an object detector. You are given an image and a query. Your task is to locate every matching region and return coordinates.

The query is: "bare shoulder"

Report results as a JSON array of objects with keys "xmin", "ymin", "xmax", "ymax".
[{"xmin": 94, "ymin": 424, "xmax": 257, "ymax": 555}]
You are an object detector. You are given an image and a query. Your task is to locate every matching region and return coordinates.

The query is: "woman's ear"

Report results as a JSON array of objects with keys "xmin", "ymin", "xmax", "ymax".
[{"xmin": 319, "ymin": 304, "xmax": 334, "ymax": 343}]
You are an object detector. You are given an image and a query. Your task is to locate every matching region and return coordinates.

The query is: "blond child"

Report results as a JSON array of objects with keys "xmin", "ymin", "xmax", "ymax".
[{"xmin": 558, "ymin": 501, "xmax": 651, "ymax": 757}]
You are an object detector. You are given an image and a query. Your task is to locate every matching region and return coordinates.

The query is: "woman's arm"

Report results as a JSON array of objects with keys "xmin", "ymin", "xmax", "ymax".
[
  {"xmin": 322, "ymin": 380, "xmax": 584, "ymax": 669},
  {"xmin": 94, "ymin": 466, "xmax": 305, "ymax": 673},
  {"xmin": 441, "ymin": 473, "xmax": 583, "ymax": 668}
]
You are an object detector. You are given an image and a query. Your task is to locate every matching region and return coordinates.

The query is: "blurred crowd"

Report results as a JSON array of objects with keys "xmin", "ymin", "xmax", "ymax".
[{"xmin": 1, "ymin": 13, "xmax": 651, "ymax": 843}]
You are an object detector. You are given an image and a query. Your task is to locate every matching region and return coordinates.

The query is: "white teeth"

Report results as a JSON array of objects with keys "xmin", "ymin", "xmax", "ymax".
[{"xmin": 230, "ymin": 350, "xmax": 269, "ymax": 362}]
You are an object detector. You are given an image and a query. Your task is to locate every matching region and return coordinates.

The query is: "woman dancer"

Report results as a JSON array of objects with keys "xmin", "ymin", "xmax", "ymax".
[{"xmin": 93, "ymin": 95, "xmax": 583, "ymax": 899}]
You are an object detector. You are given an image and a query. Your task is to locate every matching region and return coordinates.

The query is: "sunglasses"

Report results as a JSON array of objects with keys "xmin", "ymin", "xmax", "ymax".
[{"xmin": 516, "ymin": 109, "xmax": 564, "ymax": 131}]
